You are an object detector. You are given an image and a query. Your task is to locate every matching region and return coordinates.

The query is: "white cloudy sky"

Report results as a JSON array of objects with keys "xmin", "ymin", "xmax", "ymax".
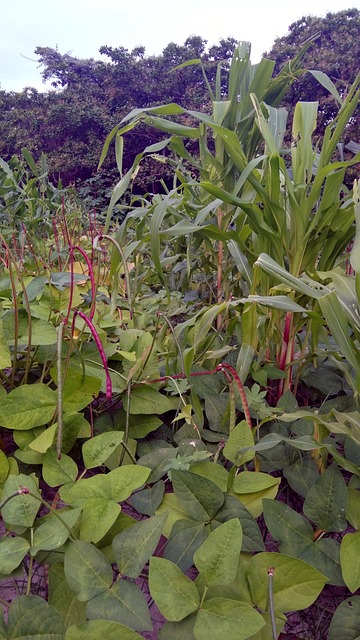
[{"xmin": 1, "ymin": 0, "xmax": 358, "ymax": 92}]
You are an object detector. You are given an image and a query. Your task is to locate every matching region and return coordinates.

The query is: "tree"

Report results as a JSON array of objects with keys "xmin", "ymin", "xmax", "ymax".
[
  {"xmin": 266, "ymin": 9, "xmax": 360, "ymax": 152},
  {"xmin": 0, "ymin": 38, "xmax": 236, "ymax": 199}
]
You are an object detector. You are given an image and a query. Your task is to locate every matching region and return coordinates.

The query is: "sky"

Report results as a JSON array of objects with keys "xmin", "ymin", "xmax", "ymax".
[{"xmin": 1, "ymin": 0, "xmax": 358, "ymax": 92}]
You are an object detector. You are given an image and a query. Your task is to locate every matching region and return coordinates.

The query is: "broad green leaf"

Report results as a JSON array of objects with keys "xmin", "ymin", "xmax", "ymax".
[
  {"xmin": 0, "ymin": 384, "xmax": 57, "ymax": 430},
  {"xmin": 0, "ymin": 537, "xmax": 29, "ymax": 574},
  {"xmin": 86, "ymin": 581, "xmax": 152, "ymax": 631},
  {"xmin": 0, "ymin": 319, "xmax": 11, "ymax": 368},
  {"xmin": 65, "ymin": 620, "xmax": 143, "ymax": 640},
  {"xmin": 128, "ymin": 415, "xmax": 162, "ymax": 439},
  {"xmin": 0, "ymin": 449, "xmax": 10, "ymax": 485},
  {"xmin": 29, "ymin": 423, "xmax": 57, "ymax": 453},
  {"xmin": 156, "ymin": 492, "xmax": 192, "ymax": 537},
  {"xmin": 42, "ymin": 450, "xmax": 78, "ymax": 487},
  {"xmin": 61, "ymin": 412, "xmax": 87, "ymax": 453},
  {"xmin": 94, "ymin": 512, "xmax": 136, "ymax": 556},
  {"xmin": 301, "ymin": 538, "xmax": 344, "ymax": 587},
  {"xmin": 124, "ymin": 386, "xmax": 177, "ymax": 414},
  {"xmin": 303, "ymin": 464, "xmax": 347, "ymax": 532},
  {"xmin": 263, "ymin": 500, "xmax": 313, "ymax": 554},
  {"xmin": 14, "ymin": 449, "xmax": 44, "ymax": 466},
  {"xmin": 246, "ymin": 612, "xmax": 286, "ymax": 640},
  {"xmin": 189, "ymin": 462, "xmax": 228, "ymax": 492},
  {"xmin": 194, "ymin": 598, "xmax": 264, "ymax": 640},
  {"xmin": 24, "ymin": 275, "xmax": 47, "ymax": 301},
  {"xmin": 264, "ymin": 501, "xmax": 343, "ymax": 584},
  {"xmin": 328, "ymin": 597, "xmax": 360, "ymax": 640},
  {"xmin": 164, "ymin": 521, "xmax": 207, "ymax": 572},
  {"xmin": 82, "ymin": 431, "xmax": 124, "ymax": 469},
  {"xmin": 231, "ymin": 483, "xmax": 280, "ymax": 518},
  {"xmin": 130, "ymin": 480, "xmax": 165, "ymax": 516},
  {"xmin": 107, "ymin": 464, "xmax": 151, "ymax": 500},
  {"xmin": 223, "ymin": 421, "xmax": 255, "ymax": 464},
  {"xmin": 79, "ymin": 498, "xmax": 120, "ymax": 543},
  {"xmin": 2, "ymin": 309, "xmax": 57, "ymax": 346},
  {"xmin": 3, "ymin": 595, "xmax": 65, "ymax": 639},
  {"xmin": 194, "ymin": 519, "xmax": 242, "ymax": 586},
  {"xmin": 171, "ymin": 470, "xmax": 224, "ymax": 520},
  {"xmin": 347, "ymin": 486, "xmax": 360, "ymax": 530},
  {"xmin": 136, "ymin": 447, "xmax": 176, "ymax": 483},
  {"xmin": 1, "ymin": 473, "xmax": 40, "ymax": 529},
  {"xmin": 248, "ymin": 552, "xmax": 328, "ymax": 612},
  {"xmin": 158, "ymin": 615, "xmax": 196, "ymax": 639},
  {"xmin": 149, "ymin": 557, "xmax": 199, "ymax": 621},
  {"xmin": 215, "ymin": 495, "xmax": 265, "ymax": 553},
  {"xmin": 62, "ymin": 465, "xmax": 150, "ymax": 505},
  {"xmin": 51, "ymin": 368, "xmax": 102, "ymax": 413},
  {"xmin": 113, "ymin": 513, "xmax": 167, "ymax": 578},
  {"xmin": 64, "ymin": 540, "xmax": 113, "ymax": 601},
  {"xmin": 340, "ymin": 532, "xmax": 360, "ymax": 592},
  {"xmin": 49, "ymin": 564, "xmax": 87, "ymax": 629},
  {"xmin": 31, "ymin": 508, "xmax": 81, "ymax": 555},
  {"xmin": 283, "ymin": 457, "xmax": 320, "ymax": 498},
  {"xmin": 233, "ymin": 471, "xmax": 280, "ymax": 494},
  {"xmin": 204, "ymin": 393, "xmax": 228, "ymax": 431}
]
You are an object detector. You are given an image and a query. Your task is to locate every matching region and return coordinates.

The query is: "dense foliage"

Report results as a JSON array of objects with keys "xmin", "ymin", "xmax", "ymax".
[
  {"xmin": 0, "ymin": 14, "xmax": 360, "ymax": 640},
  {"xmin": 0, "ymin": 8, "xmax": 358, "ymax": 199},
  {"xmin": 266, "ymin": 8, "xmax": 360, "ymax": 186},
  {"xmin": 0, "ymin": 37, "xmax": 236, "ymax": 194}
]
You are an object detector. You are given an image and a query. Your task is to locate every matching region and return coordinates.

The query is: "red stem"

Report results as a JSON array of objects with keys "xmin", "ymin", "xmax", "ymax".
[{"xmin": 73, "ymin": 310, "xmax": 112, "ymax": 399}]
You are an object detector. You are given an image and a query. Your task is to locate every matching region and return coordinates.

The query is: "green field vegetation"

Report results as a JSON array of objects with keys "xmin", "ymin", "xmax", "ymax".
[{"xmin": 0, "ymin": 9, "xmax": 359, "ymax": 639}]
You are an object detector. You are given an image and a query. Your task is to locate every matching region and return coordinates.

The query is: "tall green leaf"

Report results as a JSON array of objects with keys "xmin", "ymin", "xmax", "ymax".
[{"xmin": 149, "ymin": 557, "xmax": 199, "ymax": 621}]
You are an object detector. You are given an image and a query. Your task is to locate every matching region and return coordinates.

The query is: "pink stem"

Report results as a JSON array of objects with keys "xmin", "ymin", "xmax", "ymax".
[{"xmin": 73, "ymin": 310, "xmax": 112, "ymax": 399}]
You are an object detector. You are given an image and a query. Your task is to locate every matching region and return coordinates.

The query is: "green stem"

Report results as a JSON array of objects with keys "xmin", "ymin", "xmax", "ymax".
[
  {"xmin": 216, "ymin": 363, "xmax": 252, "ymax": 429},
  {"xmin": 0, "ymin": 489, "xmax": 29, "ymax": 511},
  {"xmin": 157, "ymin": 311, "xmax": 185, "ymax": 377},
  {"xmin": 119, "ymin": 381, "xmax": 132, "ymax": 466},
  {"xmin": 198, "ymin": 585, "xmax": 208, "ymax": 609},
  {"xmin": 94, "ymin": 234, "xmax": 134, "ymax": 323},
  {"xmin": 120, "ymin": 440, "xmax": 137, "ymax": 464},
  {"xmin": 27, "ymin": 491, "xmax": 76, "ymax": 539},
  {"xmin": 26, "ymin": 529, "xmax": 34, "ymax": 596},
  {"xmin": 268, "ymin": 567, "xmax": 278, "ymax": 640}
]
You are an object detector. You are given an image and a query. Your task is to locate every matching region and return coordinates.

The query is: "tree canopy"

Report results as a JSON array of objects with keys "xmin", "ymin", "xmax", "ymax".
[
  {"xmin": 266, "ymin": 8, "xmax": 359, "ymax": 146},
  {"xmin": 0, "ymin": 9, "xmax": 358, "ymax": 202}
]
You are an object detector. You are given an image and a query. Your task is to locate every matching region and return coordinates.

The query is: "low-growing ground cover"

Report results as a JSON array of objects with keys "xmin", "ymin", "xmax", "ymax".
[{"xmin": 0, "ymin": 42, "xmax": 359, "ymax": 639}]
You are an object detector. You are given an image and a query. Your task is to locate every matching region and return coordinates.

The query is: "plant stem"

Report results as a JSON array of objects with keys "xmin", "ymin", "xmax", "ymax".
[
  {"xmin": 199, "ymin": 585, "xmax": 208, "ymax": 609},
  {"xmin": 119, "ymin": 381, "xmax": 132, "ymax": 466},
  {"xmin": 56, "ymin": 322, "xmax": 64, "ymax": 459},
  {"xmin": 120, "ymin": 440, "xmax": 137, "ymax": 464},
  {"xmin": 94, "ymin": 234, "xmax": 134, "ymax": 322},
  {"xmin": 217, "ymin": 207, "xmax": 223, "ymax": 330},
  {"xmin": 268, "ymin": 567, "xmax": 278, "ymax": 640},
  {"xmin": 26, "ymin": 529, "xmax": 34, "ymax": 596},
  {"xmin": 157, "ymin": 311, "xmax": 185, "ymax": 377},
  {"xmin": 27, "ymin": 491, "xmax": 76, "ymax": 539},
  {"xmin": 73, "ymin": 310, "xmax": 112, "ymax": 399},
  {"xmin": 216, "ymin": 363, "xmax": 252, "ymax": 429},
  {"xmin": 0, "ymin": 488, "xmax": 30, "ymax": 511}
]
